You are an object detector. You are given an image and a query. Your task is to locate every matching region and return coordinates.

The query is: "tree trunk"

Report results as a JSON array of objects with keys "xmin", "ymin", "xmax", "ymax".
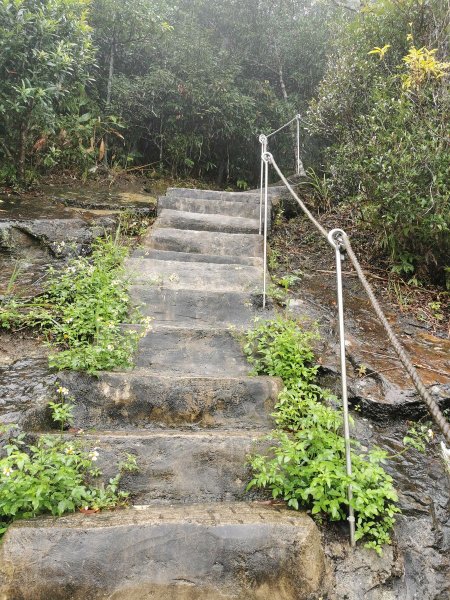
[
  {"xmin": 17, "ymin": 121, "xmax": 29, "ymax": 181},
  {"xmin": 277, "ymin": 60, "xmax": 306, "ymax": 176},
  {"xmin": 103, "ymin": 23, "xmax": 116, "ymax": 167}
]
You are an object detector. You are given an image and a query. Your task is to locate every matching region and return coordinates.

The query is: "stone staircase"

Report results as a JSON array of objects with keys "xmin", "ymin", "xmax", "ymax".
[{"xmin": 0, "ymin": 188, "xmax": 327, "ymax": 599}]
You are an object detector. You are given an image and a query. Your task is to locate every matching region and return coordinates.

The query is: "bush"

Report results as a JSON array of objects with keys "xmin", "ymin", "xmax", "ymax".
[
  {"xmin": 308, "ymin": 0, "xmax": 450, "ymax": 283},
  {"xmin": 0, "ymin": 233, "xmax": 150, "ymax": 374},
  {"xmin": 244, "ymin": 317, "xmax": 400, "ymax": 554}
]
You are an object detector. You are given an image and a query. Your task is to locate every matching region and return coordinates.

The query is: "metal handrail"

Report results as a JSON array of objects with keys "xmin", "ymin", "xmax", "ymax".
[
  {"xmin": 258, "ymin": 146, "xmax": 450, "ymax": 548},
  {"xmin": 258, "ymin": 114, "xmax": 304, "ymax": 236}
]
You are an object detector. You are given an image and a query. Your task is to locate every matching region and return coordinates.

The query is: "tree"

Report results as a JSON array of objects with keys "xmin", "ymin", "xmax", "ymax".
[{"xmin": 0, "ymin": 0, "xmax": 94, "ymax": 181}]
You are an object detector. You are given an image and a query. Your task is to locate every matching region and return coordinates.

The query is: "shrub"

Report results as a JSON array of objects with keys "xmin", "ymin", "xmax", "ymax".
[{"xmin": 244, "ymin": 317, "xmax": 400, "ymax": 554}]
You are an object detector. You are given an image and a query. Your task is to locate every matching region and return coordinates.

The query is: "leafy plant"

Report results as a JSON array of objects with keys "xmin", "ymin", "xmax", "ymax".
[
  {"xmin": 308, "ymin": 0, "xmax": 450, "ymax": 284},
  {"xmin": 0, "ymin": 234, "xmax": 150, "ymax": 374},
  {"xmin": 244, "ymin": 316, "xmax": 400, "ymax": 554},
  {"xmin": 0, "ymin": 398, "xmax": 135, "ymax": 536}
]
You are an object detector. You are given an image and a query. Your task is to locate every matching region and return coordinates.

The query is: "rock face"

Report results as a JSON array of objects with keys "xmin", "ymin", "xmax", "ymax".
[
  {"xmin": 0, "ymin": 505, "xmax": 325, "ymax": 600},
  {"xmin": 0, "ymin": 186, "xmax": 328, "ymax": 599}
]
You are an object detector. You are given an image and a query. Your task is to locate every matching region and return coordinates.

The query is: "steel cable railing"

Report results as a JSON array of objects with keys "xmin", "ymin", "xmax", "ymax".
[{"xmin": 256, "ymin": 124, "xmax": 450, "ymax": 545}]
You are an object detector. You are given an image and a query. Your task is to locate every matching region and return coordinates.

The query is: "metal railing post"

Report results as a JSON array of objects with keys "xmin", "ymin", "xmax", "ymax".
[
  {"xmin": 262, "ymin": 151, "xmax": 270, "ymax": 308},
  {"xmin": 258, "ymin": 134, "xmax": 267, "ymax": 236},
  {"xmin": 296, "ymin": 114, "xmax": 301, "ymax": 176},
  {"xmin": 328, "ymin": 228, "xmax": 356, "ymax": 548}
]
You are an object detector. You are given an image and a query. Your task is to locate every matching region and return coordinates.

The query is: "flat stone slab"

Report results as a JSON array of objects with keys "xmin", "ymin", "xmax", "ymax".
[
  {"xmin": 158, "ymin": 196, "xmax": 262, "ymax": 219},
  {"xmin": 156, "ymin": 209, "xmax": 260, "ymax": 234},
  {"xmin": 60, "ymin": 370, "xmax": 281, "ymax": 429},
  {"xmin": 66, "ymin": 430, "xmax": 267, "ymax": 504},
  {"xmin": 166, "ymin": 187, "xmax": 261, "ymax": 202},
  {"xmin": 146, "ymin": 227, "xmax": 263, "ymax": 257},
  {"xmin": 130, "ymin": 286, "xmax": 268, "ymax": 328},
  {"xmin": 134, "ymin": 327, "xmax": 251, "ymax": 376},
  {"xmin": 0, "ymin": 503, "xmax": 326, "ymax": 600},
  {"xmin": 127, "ymin": 258, "xmax": 263, "ymax": 292},
  {"xmin": 131, "ymin": 248, "xmax": 263, "ymax": 267}
]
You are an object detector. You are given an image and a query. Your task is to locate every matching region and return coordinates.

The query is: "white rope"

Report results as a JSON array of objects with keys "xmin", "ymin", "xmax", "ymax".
[{"xmin": 265, "ymin": 115, "xmax": 298, "ymax": 139}]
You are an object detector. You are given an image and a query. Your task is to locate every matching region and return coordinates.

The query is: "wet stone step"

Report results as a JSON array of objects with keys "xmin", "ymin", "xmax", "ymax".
[
  {"xmin": 0, "ymin": 503, "xmax": 326, "ymax": 600},
  {"xmin": 158, "ymin": 195, "xmax": 262, "ymax": 219},
  {"xmin": 144, "ymin": 227, "xmax": 263, "ymax": 257},
  {"xmin": 131, "ymin": 248, "xmax": 263, "ymax": 267},
  {"xmin": 129, "ymin": 286, "xmax": 268, "ymax": 329},
  {"xmin": 133, "ymin": 327, "xmax": 251, "ymax": 375},
  {"xmin": 59, "ymin": 370, "xmax": 282, "ymax": 429},
  {"xmin": 156, "ymin": 209, "xmax": 260, "ymax": 234},
  {"xmin": 166, "ymin": 187, "xmax": 262, "ymax": 202},
  {"xmin": 46, "ymin": 430, "xmax": 267, "ymax": 505},
  {"xmin": 127, "ymin": 257, "xmax": 263, "ymax": 292}
]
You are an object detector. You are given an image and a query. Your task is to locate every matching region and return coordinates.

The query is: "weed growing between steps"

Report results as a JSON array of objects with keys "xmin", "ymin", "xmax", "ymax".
[
  {"xmin": 0, "ymin": 233, "xmax": 149, "ymax": 374},
  {"xmin": 243, "ymin": 316, "xmax": 400, "ymax": 554},
  {"xmin": 0, "ymin": 392, "xmax": 138, "ymax": 537}
]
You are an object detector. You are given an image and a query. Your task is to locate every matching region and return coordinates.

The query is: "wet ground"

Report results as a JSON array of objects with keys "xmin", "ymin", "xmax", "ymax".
[{"xmin": 0, "ymin": 186, "xmax": 449, "ymax": 599}]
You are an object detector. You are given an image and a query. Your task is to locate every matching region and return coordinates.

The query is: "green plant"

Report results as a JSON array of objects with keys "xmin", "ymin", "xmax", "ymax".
[
  {"xmin": 308, "ymin": 0, "xmax": 449, "ymax": 284},
  {"xmin": 243, "ymin": 316, "xmax": 319, "ymax": 387},
  {"xmin": 48, "ymin": 386, "xmax": 75, "ymax": 433},
  {"xmin": 268, "ymin": 248, "xmax": 280, "ymax": 271},
  {"xmin": 0, "ymin": 401, "xmax": 133, "ymax": 536},
  {"xmin": 275, "ymin": 273, "xmax": 301, "ymax": 291},
  {"xmin": 0, "ymin": 233, "xmax": 150, "ymax": 374},
  {"xmin": 244, "ymin": 316, "xmax": 400, "ymax": 554},
  {"xmin": 237, "ymin": 179, "xmax": 249, "ymax": 191}
]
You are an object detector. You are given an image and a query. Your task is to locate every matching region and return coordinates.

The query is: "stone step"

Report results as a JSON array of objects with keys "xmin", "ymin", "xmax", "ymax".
[
  {"xmin": 156, "ymin": 209, "xmax": 260, "ymax": 234},
  {"xmin": 127, "ymin": 258, "xmax": 263, "ymax": 292},
  {"xmin": 130, "ymin": 286, "xmax": 267, "ymax": 328},
  {"xmin": 131, "ymin": 248, "xmax": 263, "ymax": 267},
  {"xmin": 145, "ymin": 227, "xmax": 263, "ymax": 257},
  {"xmin": 133, "ymin": 327, "xmax": 250, "ymax": 375},
  {"xmin": 158, "ymin": 195, "xmax": 261, "ymax": 219},
  {"xmin": 60, "ymin": 370, "xmax": 282, "ymax": 429},
  {"xmin": 166, "ymin": 187, "xmax": 283, "ymax": 202},
  {"xmin": 0, "ymin": 503, "xmax": 326, "ymax": 600},
  {"xmin": 52, "ymin": 430, "xmax": 266, "ymax": 504},
  {"xmin": 166, "ymin": 187, "xmax": 261, "ymax": 202}
]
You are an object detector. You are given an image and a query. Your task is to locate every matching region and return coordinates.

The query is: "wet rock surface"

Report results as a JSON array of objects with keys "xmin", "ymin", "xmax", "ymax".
[
  {"xmin": 0, "ymin": 504, "xmax": 326, "ymax": 600},
  {"xmin": 0, "ymin": 184, "xmax": 449, "ymax": 599}
]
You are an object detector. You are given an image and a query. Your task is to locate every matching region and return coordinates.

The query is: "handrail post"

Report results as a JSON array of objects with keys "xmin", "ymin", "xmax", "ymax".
[
  {"xmin": 262, "ymin": 151, "xmax": 270, "ymax": 308},
  {"xmin": 328, "ymin": 228, "xmax": 356, "ymax": 548},
  {"xmin": 258, "ymin": 134, "xmax": 267, "ymax": 235},
  {"xmin": 296, "ymin": 114, "xmax": 301, "ymax": 176}
]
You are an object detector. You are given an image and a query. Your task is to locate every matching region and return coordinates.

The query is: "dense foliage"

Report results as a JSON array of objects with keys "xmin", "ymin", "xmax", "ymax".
[
  {"xmin": 244, "ymin": 316, "xmax": 400, "ymax": 554},
  {"xmin": 308, "ymin": 0, "xmax": 449, "ymax": 283},
  {"xmin": 0, "ymin": 0, "xmax": 340, "ymax": 184},
  {"xmin": 0, "ymin": 0, "xmax": 448, "ymax": 281}
]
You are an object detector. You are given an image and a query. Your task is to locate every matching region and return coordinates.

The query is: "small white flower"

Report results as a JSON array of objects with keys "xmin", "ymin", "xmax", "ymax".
[
  {"xmin": 107, "ymin": 344, "xmax": 114, "ymax": 351},
  {"xmin": 89, "ymin": 450, "xmax": 99, "ymax": 462},
  {"xmin": 84, "ymin": 506, "xmax": 89, "ymax": 511},
  {"xmin": 2, "ymin": 466, "xmax": 14, "ymax": 477},
  {"xmin": 65, "ymin": 446, "xmax": 74, "ymax": 455},
  {"xmin": 66, "ymin": 318, "xmax": 73, "ymax": 323},
  {"xmin": 57, "ymin": 386, "xmax": 69, "ymax": 396}
]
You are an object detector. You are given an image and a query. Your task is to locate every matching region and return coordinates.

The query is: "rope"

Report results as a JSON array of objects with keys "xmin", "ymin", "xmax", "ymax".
[
  {"xmin": 265, "ymin": 115, "xmax": 298, "ymax": 139},
  {"xmin": 341, "ymin": 234, "xmax": 450, "ymax": 446},
  {"xmin": 264, "ymin": 152, "xmax": 329, "ymax": 240},
  {"xmin": 265, "ymin": 152, "xmax": 450, "ymax": 445}
]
